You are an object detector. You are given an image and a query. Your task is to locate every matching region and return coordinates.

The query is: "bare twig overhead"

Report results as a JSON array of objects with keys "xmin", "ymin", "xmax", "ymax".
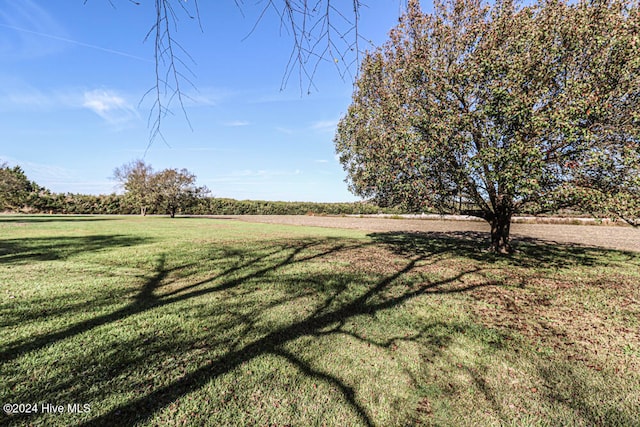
[{"xmin": 95, "ymin": 1, "xmax": 370, "ymax": 143}]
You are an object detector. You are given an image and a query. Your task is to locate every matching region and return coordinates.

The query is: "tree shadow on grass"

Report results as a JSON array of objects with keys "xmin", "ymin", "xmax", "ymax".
[
  {"xmin": 0, "ymin": 234, "xmax": 151, "ymax": 265},
  {"xmin": 2, "ymin": 234, "xmax": 492, "ymax": 426},
  {"xmin": 367, "ymin": 231, "xmax": 634, "ymax": 269},
  {"xmin": 0, "ymin": 215, "xmax": 116, "ymax": 223},
  {"xmin": 535, "ymin": 358, "xmax": 640, "ymax": 426},
  {"xmin": 0, "ymin": 239, "xmax": 349, "ymax": 363},
  {"xmin": 5, "ymin": 231, "xmax": 635, "ymax": 426},
  {"xmin": 68, "ymin": 246, "xmax": 488, "ymax": 426}
]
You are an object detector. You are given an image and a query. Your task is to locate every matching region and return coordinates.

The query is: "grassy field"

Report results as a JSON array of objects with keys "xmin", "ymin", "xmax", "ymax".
[{"xmin": 1, "ymin": 215, "xmax": 639, "ymax": 426}]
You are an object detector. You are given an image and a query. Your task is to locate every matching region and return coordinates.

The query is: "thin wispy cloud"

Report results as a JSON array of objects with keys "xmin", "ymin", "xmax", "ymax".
[
  {"xmin": 0, "ymin": 78, "xmax": 77, "ymax": 111},
  {"xmin": 0, "ymin": 0, "xmax": 149, "ymax": 61},
  {"xmin": 224, "ymin": 120, "xmax": 250, "ymax": 127},
  {"xmin": 177, "ymin": 87, "xmax": 232, "ymax": 108},
  {"xmin": 0, "ymin": 0, "xmax": 68, "ymax": 58},
  {"xmin": 1, "ymin": 155, "xmax": 118, "ymax": 195},
  {"xmin": 275, "ymin": 126, "xmax": 295, "ymax": 134},
  {"xmin": 0, "ymin": 155, "xmax": 74, "ymax": 183},
  {"xmin": 82, "ymin": 89, "xmax": 139, "ymax": 126},
  {"xmin": 311, "ymin": 119, "xmax": 339, "ymax": 133},
  {"xmin": 0, "ymin": 23, "xmax": 150, "ymax": 61},
  {"xmin": 1, "ymin": 86, "xmax": 51, "ymax": 110},
  {"xmin": 0, "ymin": 80, "xmax": 141, "ymax": 126}
]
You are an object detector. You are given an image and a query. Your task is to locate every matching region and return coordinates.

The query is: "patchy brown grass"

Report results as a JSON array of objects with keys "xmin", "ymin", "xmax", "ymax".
[
  {"xmin": 314, "ymin": 231, "xmax": 640, "ymax": 377},
  {"xmin": 470, "ymin": 275, "xmax": 640, "ymax": 371},
  {"xmin": 314, "ymin": 227, "xmax": 640, "ymax": 424}
]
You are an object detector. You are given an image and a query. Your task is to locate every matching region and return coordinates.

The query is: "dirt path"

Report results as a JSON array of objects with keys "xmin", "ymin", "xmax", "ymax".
[{"xmin": 204, "ymin": 215, "xmax": 640, "ymax": 253}]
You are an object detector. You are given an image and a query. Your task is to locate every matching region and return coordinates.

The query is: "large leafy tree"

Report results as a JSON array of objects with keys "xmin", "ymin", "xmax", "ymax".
[
  {"xmin": 114, "ymin": 159, "xmax": 156, "ymax": 216},
  {"xmin": 152, "ymin": 168, "xmax": 209, "ymax": 218},
  {"xmin": 335, "ymin": 0, "xmax": 640, "ymax": 253}
]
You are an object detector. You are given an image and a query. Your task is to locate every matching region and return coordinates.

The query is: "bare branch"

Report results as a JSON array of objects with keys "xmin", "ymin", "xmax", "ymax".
[
  {"xmin": 249, "ymin": 1, "xmax": 365, "ymax": 93},
  {"xmin": 140, "ymin": 0, "xmax": 200, "ymax": 145},
  {"xmin": 103, "ymin": 1, "xmax": 368, "ymax": 145}
]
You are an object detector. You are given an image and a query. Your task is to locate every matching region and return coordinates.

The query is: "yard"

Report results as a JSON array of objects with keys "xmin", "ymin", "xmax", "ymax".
[{"xmin": 1, "ymin": 215, "xmax": 639, "ymax": 426}]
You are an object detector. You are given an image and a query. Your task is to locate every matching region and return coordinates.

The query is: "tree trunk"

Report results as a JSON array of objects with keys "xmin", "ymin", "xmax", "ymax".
[
  {"xmin": 489, "ymin": 212, "xmax": 512, "ymax": 254},
  {"xmin": 140, "ymin": 206, "xmax": 147, "ymax": 216},
  {"xmin": 170, "ymin": 206, "xmax": 176, "ymax": 218}
]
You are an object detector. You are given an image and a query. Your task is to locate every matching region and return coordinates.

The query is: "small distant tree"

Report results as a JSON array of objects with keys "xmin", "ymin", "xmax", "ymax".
[
  {"xmin": 0, "ymin": 163, "xmax": 40, "ymax": 212},
  {"xmin": 152, "ymin": 168, "xmax": 209, "ymax": 218},
  {"xmin": 335, "ymin": 0, "xmax": 640, "ymax": 253},
  {"xmin": 113, "ymin": 160, "xmax": 155, "ymax": 216}
]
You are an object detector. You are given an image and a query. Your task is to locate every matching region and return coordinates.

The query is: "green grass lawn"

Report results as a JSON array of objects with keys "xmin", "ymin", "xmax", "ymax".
[{"xmin": 1, "ymin": 215, "xmax": 639, "ymax": 426}]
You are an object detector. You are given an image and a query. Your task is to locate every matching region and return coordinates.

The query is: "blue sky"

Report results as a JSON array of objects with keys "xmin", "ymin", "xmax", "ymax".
[{"xmin": 0, "ymin": 1, "xmax": 410, "ymax": 202}]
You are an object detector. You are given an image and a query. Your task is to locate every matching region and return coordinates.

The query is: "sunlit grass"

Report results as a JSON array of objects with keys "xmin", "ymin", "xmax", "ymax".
[{"xmin": 1, "ymin": 215, "xmax": 638, "ymax": 426}]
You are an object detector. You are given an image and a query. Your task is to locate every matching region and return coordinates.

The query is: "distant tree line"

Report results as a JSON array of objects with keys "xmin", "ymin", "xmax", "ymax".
[
  {"xmin": 191, "ymin": 198, "xmax": 401, "ymax": 216},
  {"xmin": 0, "ymin": 162, "xmax": 399, "ymax": 216}
]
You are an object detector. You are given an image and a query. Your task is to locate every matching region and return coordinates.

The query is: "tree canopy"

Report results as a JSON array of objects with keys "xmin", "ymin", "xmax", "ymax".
[
  {"xmin": 113, "ymin": 159, "xmax": 155, "ymax": 216},
  {"xmin": 153, "ymin": 167, "xmax": 209, "ymax": 218},
  {"xmin": 0, "ymin": 163, "xmax": 41, "ymax": 212},
  {"xmin": 335, "ymin": 0, "xmax": 640, "ymax": 252}
]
